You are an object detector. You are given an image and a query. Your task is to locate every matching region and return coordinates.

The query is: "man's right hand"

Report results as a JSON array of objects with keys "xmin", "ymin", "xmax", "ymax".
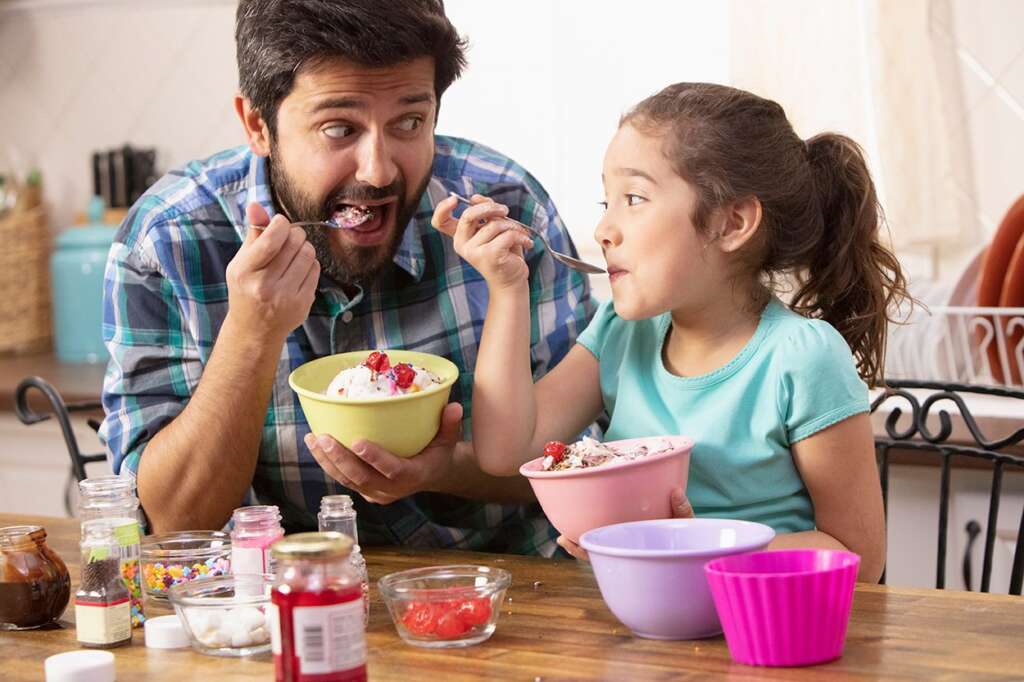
[{"xmin": 225, "ymin": 202, "xmax": 320, "ymax": 340}]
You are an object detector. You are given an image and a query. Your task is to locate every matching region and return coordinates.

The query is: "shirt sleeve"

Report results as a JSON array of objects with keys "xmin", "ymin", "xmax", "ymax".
[
  {"xmin": 510, "ymin": 177, "xmax": 597, "ymax": 379},
  {"xmin": 98, "ymin": 211, "xmax": 203, "ymax": 483},
  {"xmin": 777, "ymin": 319, "xmax": 870, "ymax": 445},
  {"xmin": 576, "ymin": 299, "xmax": 618, "ymax": 361}
]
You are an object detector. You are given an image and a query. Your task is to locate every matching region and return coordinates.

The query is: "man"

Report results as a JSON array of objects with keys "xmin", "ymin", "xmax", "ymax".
[{"xmin": 99, "ymin": 0, "xmax": 594, "ymax": 556}]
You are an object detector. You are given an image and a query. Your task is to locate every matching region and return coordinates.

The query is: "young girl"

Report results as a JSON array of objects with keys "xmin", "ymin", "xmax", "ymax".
[{"xmin": 432, "ymin": 83, "xmax": 906, "ymax": 581}]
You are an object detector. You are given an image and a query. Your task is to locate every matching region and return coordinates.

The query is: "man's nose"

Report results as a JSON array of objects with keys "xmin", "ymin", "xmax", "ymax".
[{"xmin": 353, "ymin": 131, "xmax": 398, "ymax": 189}]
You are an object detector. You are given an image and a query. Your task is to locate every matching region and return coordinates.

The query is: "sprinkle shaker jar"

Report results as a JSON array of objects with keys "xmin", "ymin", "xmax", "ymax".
[
  {"xmin": 0, "ymin": 525, "xmax": 70, "ymax": 630},
  {"xmin": 270, "ymin": 532, "xmax": 367, "ymax": 682},
  {"xmin": 230, "ymin": 506, "xmax": 284, "ymax": 576},
  {"xmin": 317, "ymin": 495, "xmax": 369, "ymax": 624},
  {"xmin": 78, "ymin": 476, "xmax": 145, "ymax": 626},
  {"xmin": 75, "ymin": 521, "xmax": 131, "ymax": 649}
]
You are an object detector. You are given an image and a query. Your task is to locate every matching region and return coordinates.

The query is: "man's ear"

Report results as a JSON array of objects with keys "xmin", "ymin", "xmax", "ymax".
[
  {"xmin": 234, "ymin": 93, "xmax": 272, "ymax": 157},
  {"xmin": 715, "ymin": 196, "xmax": 762, "ymax": 253}
]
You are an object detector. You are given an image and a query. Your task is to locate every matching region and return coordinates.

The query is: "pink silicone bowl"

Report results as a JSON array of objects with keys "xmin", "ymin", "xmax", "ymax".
[
  {"xmin": 704, "ymin": 549, "xmax": 861, "ymax": 667},
  {"xmin": 519, "ymin": 436, "xmax": 693, "ymax": 543}
]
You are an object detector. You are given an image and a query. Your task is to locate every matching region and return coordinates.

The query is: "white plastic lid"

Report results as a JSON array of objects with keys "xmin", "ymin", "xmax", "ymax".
[
  {"xmin": 144, "ymin": 614, "xmax": 190, "ymax": 649},
  {"xmin": 44, "ymin": 650, "xmax": 115, "ymax": 682}
]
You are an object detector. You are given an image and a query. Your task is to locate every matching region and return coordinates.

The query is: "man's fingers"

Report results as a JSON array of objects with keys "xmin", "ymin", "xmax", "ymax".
[
  {"xmin": 243, "ymin": 215, "xmax": 292, "ymax": 269},
  {"xmin": 305, "ymin": 433, "xmax": 392, "ymax": 493},
  {"xmin": 265, "ymin": 227, "xmax": 312, "ymax": 283},
  {"xmin": 349, "ymin": 439, "xmax": 404, "ymax": 480}
]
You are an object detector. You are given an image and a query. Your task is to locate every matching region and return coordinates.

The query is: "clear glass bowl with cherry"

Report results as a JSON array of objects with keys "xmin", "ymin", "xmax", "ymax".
[{"xmin": 378, "ymin": 564, "xmax": 511, "ymax": 648}]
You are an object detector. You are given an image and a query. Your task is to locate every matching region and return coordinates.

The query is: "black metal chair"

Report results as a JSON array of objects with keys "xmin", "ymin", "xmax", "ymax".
[
  {"xmin": 14, "ymin": 375, "xmax": 106, "ymax": 515},
  {"xmin": 871, "ymin": 380, "xmax": 1024, "ymax": 595}
]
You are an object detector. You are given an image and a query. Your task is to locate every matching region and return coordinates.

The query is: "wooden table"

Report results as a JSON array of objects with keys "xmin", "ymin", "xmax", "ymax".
[
  {"xmin": 0, "ymin": 351, "xmax": 105, "ymax": 412},
  {"xmin": 2, "ymin": 514, "xmax": 1023, "ymax": 681}
]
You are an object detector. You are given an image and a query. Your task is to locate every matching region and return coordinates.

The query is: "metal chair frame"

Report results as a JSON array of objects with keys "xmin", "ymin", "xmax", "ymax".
[{"xmin": 872, "ymin": 379, "xmax": 1024, "ymax": 594}]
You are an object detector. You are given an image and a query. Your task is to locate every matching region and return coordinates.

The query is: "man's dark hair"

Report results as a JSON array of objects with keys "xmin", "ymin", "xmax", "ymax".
[{"xmin": 236, "ymin": 0, "xmax": 468, "ymax": 135}]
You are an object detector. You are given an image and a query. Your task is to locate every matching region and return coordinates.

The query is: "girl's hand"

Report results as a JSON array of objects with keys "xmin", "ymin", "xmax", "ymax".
[
  {"xmin": 431, "ymin": 194, "xmax": 533, "ymax": 291},
  {"xmin": 557, "ymin": 488, "xmax": 694, "ymax": 561}
]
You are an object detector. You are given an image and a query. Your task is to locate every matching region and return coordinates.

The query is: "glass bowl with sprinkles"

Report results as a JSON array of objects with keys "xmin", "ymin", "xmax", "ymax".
[{"xmin": 141, "ymin": 531, "xmax": 231, "ymax": 602}]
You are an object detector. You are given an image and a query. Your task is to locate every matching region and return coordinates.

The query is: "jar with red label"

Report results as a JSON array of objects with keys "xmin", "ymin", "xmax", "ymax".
[{"xmin": 269, "ymin": 532, "xmax": 367, "ymax": 682}]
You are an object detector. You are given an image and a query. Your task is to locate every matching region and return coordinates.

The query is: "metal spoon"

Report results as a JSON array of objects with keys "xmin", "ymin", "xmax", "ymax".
[{"xmin": 449, "ymin": 192, "xmax": 606, "ymax": 275}]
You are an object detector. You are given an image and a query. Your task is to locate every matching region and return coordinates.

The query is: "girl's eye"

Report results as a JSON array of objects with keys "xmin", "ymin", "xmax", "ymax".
[
  {"xmin": 323, "ymin": 125, "xmax": 355, "ymax": 139},
  {"xmin": 626, "ymin": 194, "xmax": 645, "ymax": 206},
  {"xmin": 396, "ymin": 116, "xmax": 424, "ymax": 132},
  {"xmin": 597, "ymin": 201, "xmax": 608, "ymax": 211}
]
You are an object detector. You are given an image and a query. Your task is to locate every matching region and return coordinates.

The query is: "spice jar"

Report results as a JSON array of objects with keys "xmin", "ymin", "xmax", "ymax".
[
  {"xmin": 75, "ymin": 521, "xmax": 132, "ymax": 648},
  {"xmin": 230, "ymin": 505, "xmax": 284, "ymax": 575},
  {"xmin": 0, "ymin": 525, "xmax": 70, "ymax": 630},
  {"xmin": 78, "ymin": 476, "xmax": 145, "ymax": 626},
  {"xmin": 270, "ymin": 532, "xmax": 367, "ymax": 682},
  {"xmin": 318, "ymin": 495, "xmax": 368, "ymax": 624}
]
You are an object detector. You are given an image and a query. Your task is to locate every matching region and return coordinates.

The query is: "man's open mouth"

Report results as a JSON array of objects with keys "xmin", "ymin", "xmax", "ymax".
[{"xmin": 329, "ymin": 201, "xmax": 393, "ymax": 234}]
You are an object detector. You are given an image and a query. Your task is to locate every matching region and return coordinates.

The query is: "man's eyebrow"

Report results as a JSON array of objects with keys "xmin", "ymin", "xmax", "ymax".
[{"xmin": 309, "ymin": 92, "xmax": 435, "ymax": 113}]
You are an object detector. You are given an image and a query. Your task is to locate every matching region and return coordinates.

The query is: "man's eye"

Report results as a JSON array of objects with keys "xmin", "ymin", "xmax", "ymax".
[
  {"xmin": 323, "ymin": 125, "xmax": 355, "ymax": 139},
  {"xmin": 396, "ymin": 116, "xmax": 424, "ymax": 132},
  {"xmin": 626, "ymin": 194, "xmax": 646, "ymax": 206}
]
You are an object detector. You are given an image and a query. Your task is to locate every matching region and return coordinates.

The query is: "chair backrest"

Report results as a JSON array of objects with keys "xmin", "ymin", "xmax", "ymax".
[
  {"xmin": 871, "ymin": 380, "xmax": 1024, "ymax": 595},
  {"xmin": 14, "ymin": 375, "xmax": 106, "ymax": 483}
]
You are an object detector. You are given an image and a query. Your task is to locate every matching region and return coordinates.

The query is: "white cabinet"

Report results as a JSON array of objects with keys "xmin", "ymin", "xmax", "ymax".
[
  {"xmin": 0, "ymin": 413, "xmax": 110, "ymax": 517},
  {"xmin": 885, "ymin": 463, "xmax": 1024, "ymax": 593}
]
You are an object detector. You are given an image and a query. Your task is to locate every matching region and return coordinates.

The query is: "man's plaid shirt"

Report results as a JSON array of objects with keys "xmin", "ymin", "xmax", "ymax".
[{"xmin": 99, "ymin": 136, "xmax": 595, "ymax": 556}]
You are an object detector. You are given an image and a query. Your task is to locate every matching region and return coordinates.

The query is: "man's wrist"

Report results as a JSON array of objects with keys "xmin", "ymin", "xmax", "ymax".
[{"xmin": 221, "ymin": 309, "xmax": 289, "ymax": 359}]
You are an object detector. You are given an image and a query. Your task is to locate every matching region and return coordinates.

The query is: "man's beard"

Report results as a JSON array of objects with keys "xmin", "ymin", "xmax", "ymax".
[{"xmin": 267, "ymin": 147, "xmax": 429, "ymax": 287}]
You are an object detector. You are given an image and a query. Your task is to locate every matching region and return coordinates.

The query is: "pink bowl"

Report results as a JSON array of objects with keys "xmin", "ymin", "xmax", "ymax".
[
  {"xmin": 704, "ymin": 549, "xmax": 860, "ymax": 667},
  {"xmin": 519, "ymin": 436, "xmax": 693, "ymax": 543}
]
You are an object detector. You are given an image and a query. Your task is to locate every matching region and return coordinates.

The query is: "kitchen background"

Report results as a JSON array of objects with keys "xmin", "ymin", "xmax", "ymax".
[{"xmin": 0, "ymin": 0, "xmax": 1022, "ymax": 592}]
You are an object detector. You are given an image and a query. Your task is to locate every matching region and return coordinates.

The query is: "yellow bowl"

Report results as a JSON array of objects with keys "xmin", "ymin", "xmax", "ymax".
[{"xmin": 288, "ymin": 350, "xmax": 459, "ymax": 458}]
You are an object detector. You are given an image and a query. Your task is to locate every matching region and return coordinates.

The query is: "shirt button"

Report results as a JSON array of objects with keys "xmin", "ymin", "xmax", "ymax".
[{"xmin": 341, "ymin": 310, "xmax": 354, "ymax": 323}]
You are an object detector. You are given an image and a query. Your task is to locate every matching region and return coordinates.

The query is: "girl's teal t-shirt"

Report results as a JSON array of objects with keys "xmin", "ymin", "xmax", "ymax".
[{"xmin": 576, "ymin": 298, "xmax": 869, "ymax": 533}]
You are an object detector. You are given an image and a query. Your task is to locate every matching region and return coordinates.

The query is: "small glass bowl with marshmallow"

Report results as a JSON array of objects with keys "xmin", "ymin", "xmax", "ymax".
[{"xmin": 167, "ymin": 573, "xmax": 273, "ymax": 657}]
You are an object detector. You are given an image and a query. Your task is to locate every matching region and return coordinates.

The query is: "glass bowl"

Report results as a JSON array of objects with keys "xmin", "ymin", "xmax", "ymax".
[
  {"xmin": 140, "ymin": 531, "xmax": 231, "ymax": 602},
  {"xmin": 378, "ymin": 564, "xmax": 511, "ymax": 648},
  {"xmin": 167, "ymin": 573, "xmax": 273, "ymax": 657}
]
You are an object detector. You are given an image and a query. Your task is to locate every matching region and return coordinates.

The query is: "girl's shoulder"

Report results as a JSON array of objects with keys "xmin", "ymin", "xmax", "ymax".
[
  {"xmin": 762, "ymin": 298, "xmax": 853, "ymax": 359},
  {"xmin": 577, "ymin": 299, "xmax": 666, "ymax": 361}
]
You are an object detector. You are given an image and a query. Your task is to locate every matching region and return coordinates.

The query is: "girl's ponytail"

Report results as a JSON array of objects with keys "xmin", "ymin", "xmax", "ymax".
[{"xmin": 796, "ymin": 133, "xmax": 907, "ymax": 386}]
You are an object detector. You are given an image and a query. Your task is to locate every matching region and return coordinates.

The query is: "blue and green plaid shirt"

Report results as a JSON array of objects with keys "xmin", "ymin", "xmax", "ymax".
[{"xmin": 99, "ymin": 136, "xmax": 595, "ymax": 556}]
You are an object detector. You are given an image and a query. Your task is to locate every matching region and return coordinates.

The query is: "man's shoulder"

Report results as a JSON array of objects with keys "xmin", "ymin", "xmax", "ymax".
[
  {"xmin": 115, "ymin": 146, "xmax": 252, "ymax": 251},
  {"xmin": 433, "ymin": 135, "xmax": 538, "ymax": 193}
]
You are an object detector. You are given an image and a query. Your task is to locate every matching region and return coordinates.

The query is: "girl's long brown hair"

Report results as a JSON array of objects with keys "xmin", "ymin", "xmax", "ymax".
[{"xmin": 623, "ymin": 83, "xmax": 909, "ymax": 386}]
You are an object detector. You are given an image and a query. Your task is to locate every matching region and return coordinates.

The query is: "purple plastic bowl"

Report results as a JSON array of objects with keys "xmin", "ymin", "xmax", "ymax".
[
  {"xmin": 579, "ymin": 518, "xmax": 775, "ymax": 640},
  {"xmin": 704, "ymin": 549, "xmax": 860, "ymax": 667}
]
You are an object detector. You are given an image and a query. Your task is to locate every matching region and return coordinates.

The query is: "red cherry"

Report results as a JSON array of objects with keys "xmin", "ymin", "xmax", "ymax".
[
  {"xmin": 394, "ymin": 363, "xmax": 416, "ymax": 389},
  {"xmin": 401, "ymin": 601, "xmax": 440, "ymax": 636},
  {"xmin": 456, "ymin": 597, "xmax": 492, "ymax": 626},
  {"xmin": 543, "ymin": 441, "xmax": 567, "ymax": 462},
  {"xmin": 435, "ymin": 610, "xmax": 469, "ymax": 639},
  {"xmin": 365, "ymin": 351, "xmax": 390, "ymax": 373}
]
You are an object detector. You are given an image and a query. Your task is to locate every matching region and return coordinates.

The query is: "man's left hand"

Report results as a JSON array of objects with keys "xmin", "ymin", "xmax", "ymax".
[{"xmin": 305, "ymin": 402, "xmax": 464, "ymax": 505}]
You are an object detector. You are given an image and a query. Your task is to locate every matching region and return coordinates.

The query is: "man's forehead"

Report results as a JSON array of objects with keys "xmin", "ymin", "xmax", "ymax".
[{"xmin": 290, "ymin": 55, "xmax": 436, "ymax": 108}]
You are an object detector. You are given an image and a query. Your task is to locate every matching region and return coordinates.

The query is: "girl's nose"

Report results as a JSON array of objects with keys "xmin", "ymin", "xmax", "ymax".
[{"xmin": 594, "ymin": 213, "xmax": 620, "ymax": 249}]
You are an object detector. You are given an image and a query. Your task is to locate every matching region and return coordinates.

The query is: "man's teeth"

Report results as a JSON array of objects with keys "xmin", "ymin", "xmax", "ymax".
[{"xmin": 332, "ymin": 205, "xmax": 375, "ymax": 228}]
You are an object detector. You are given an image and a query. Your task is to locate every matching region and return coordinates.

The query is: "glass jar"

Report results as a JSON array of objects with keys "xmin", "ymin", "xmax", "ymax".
[
  {"xmin": 0, "ymin": 525, "xmax": 70, "ymax": 630},
  {"xmin": 75, "ymin": 521, "xmax": 131, "ymax": 648},
  {"xmin": 78, "ymin": 476, "xmax": 145, "ymax": 626},
  {"xmin": 317, "ymin": 495, "xmax": 368, "ymax": 624},
  {"xmin": 270, "ymin": 532, "xmax": 367, "ymax": 682},
  {"xmin": 230, "ymin": 505, "xmax": 284, "ymax": 576}
]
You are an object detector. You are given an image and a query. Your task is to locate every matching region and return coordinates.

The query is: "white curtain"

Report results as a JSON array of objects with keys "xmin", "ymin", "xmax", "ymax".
[{"xmin": 729, "ymin": 0, "xmax": 982, "ymax": 281}]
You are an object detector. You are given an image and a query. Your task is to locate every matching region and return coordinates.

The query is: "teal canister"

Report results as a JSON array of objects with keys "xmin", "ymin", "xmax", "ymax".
[{"xmin": 50, "ymin": 203, "xmax": 117, "ymax": 364}]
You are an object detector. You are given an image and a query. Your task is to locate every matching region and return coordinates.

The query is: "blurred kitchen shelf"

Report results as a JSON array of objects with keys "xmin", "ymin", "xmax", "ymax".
[{"xmin": 0, "ymin": 351, "xmax": 105, "ymax": 412}]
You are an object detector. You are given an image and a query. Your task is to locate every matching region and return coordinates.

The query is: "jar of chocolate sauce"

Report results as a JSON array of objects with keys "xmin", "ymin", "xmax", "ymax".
[{"xmin": 0, "ymin": 525, "xmax": 71, "ymax": 630}]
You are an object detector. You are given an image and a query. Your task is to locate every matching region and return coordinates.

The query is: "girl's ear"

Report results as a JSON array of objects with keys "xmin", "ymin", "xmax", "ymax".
[
  {"xmin": 716, "ymin": 196, "xmax": 762, "ymax": 253},
  {"xmin": 234, "ymin": 93, "xmax": 272, "ymax": 157}
]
